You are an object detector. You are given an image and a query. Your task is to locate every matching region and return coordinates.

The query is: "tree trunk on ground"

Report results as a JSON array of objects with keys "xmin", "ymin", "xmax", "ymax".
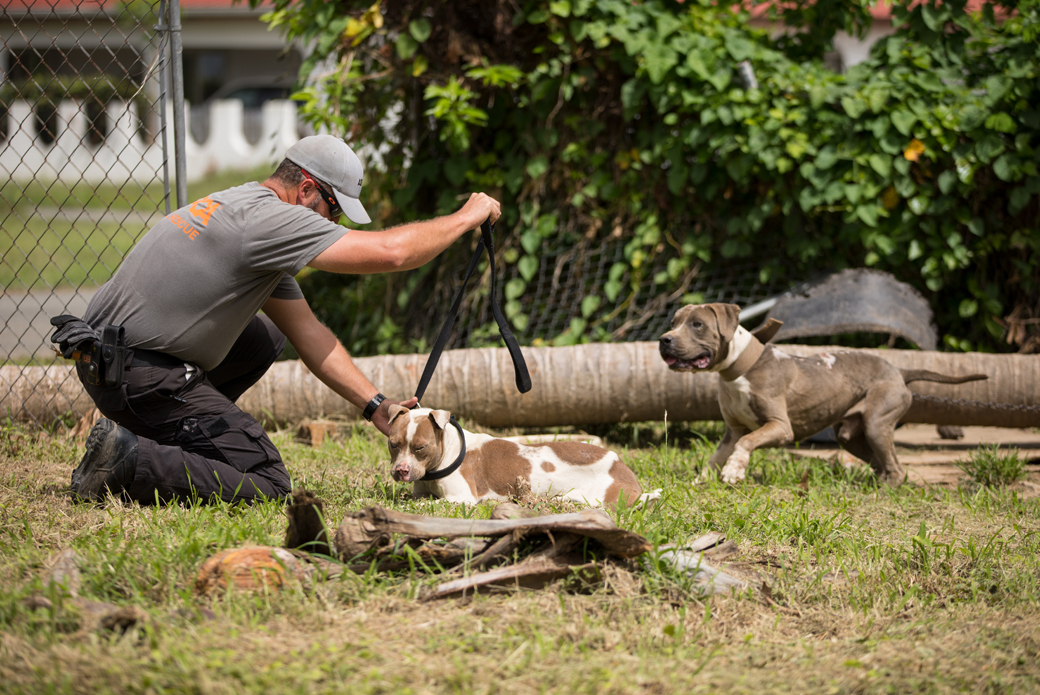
[{"xmin": 3, "ymin": 344, "xmax": 1038, "ymax": 428}]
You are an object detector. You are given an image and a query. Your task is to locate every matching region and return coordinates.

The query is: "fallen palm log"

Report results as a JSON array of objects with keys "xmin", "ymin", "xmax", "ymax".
[
  {"xmin": 168, "ymin": 341, "xmax": 1040, "ymax": 428},
  {"xmin": 4, "ymin": 344, "xmax": 1038, "ymax": 427},
  {"xmin": 192, "ymin": 344, "xmax": 1040, "ymax": 429}
]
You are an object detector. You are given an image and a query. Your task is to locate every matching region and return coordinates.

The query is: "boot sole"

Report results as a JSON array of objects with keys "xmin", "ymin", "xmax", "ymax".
[{"xmin": 71, "ymin": 419, "xmax": 123, "ymax": 501}]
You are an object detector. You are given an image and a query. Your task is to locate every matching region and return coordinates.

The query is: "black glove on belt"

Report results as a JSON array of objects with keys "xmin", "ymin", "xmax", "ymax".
[{"xmin": 50, "ymin": 315, "xmax": 100, "ymax": 359}]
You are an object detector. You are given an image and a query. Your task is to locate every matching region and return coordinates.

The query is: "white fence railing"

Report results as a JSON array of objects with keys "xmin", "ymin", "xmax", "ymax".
[{"xmin": 1, "ymin": 98, "xmax": 300, "ymax": 185}]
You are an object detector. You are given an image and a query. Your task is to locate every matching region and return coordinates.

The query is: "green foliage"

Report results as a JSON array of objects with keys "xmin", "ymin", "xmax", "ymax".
[
  {"xmin": 958, "ymin": 444, "xmax": 1027, "ymax": 487},
  {"xmin": 256, "ymin": 0, "xmax": 1040, "ymax": 355}
]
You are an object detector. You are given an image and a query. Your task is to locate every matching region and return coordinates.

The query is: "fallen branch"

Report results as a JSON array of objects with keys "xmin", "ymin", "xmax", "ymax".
[
  {"xmin": 426, "ymin": 559, "xmax": 596, "ymax": 600},
  {"xmin": 333, "ymin": 505, "xmax": 652, "ymax": 561}
]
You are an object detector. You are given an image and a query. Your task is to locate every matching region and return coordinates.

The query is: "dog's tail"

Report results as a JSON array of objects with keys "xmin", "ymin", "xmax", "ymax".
[{"xmin": 900, "ymin": 369, "xmax": 988, "ymax": 385}]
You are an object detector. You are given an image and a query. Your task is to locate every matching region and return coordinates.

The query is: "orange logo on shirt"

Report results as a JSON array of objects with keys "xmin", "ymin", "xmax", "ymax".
[
  {"xmin": 168, "ymin": 213, "xmax": 199, "ymax": 240},
  {"xmin": 187, "ymin": 196, "xmax": 221, "ymax": 226}
]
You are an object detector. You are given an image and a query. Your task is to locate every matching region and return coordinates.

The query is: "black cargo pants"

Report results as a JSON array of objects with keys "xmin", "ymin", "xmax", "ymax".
[{"xmin": 78, "ymin": 315, "xmax": 291, "ymax": 505}]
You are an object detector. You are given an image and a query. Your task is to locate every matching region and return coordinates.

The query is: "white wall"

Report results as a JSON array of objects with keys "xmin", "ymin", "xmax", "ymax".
[{"xmin": 0, "ymin": 98, "xmax": 300, "ymax": 185}]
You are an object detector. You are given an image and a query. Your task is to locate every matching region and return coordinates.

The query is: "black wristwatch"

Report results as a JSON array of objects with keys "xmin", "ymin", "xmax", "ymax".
[{"xmin": 362, "ymin": 393, "xmax": 386, "ymax": 421}]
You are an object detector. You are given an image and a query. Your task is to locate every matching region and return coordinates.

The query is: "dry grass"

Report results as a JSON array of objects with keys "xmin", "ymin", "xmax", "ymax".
[{"xmin": 2, "ymin": 419, "xmax": 1039, "ymax": 694}]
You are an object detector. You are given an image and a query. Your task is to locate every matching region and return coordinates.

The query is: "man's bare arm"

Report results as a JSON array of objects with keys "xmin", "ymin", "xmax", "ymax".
[
  {"xmin": 261, "ymin": 297, "xmax": 415, "ymax": 435},
  {"xmin": 308, "ymin": 192, "xmax": 501, "ymax": 274}
]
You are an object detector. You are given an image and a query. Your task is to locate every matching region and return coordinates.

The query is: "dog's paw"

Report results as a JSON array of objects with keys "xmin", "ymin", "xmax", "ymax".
[
  {"xmin": 720, "ymin": 467, "xmax": 746, "ymax": 485},
  {"xmin": 720, "ymin": 453, "xmax": 749, "ymax": 485}
]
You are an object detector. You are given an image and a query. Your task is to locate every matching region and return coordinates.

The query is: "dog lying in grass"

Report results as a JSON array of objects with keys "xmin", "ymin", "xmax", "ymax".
[
  {"xmin": 387, "ymin": 405, "xmax": 643, "ymax": 507},
  {"xmin": 658, "ymin": 302, "xmax": 987, "ymax": 486}
]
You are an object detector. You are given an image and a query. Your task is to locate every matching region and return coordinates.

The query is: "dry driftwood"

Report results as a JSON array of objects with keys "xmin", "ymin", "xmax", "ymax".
[
  {"xmin": 426, "ymin": 559, "xmax": 598, "ymax": 600},
  {"xmin": 333, "ymin": 505, "xmax": 653, "ymax": 562},
  {"xmin": 285, "ymin": 489, "xmax": 333, "ymax": 556},
  {"xmin": 275, "ymin": 493, "xmax": 656, "ymax": 599},
  {"xmin": 655, "ymin": 539, "xmax": 750, "ymax": 597},
  {"xmin": 207, "ymin": 493, "xmax": 746, "ymax": 602}
]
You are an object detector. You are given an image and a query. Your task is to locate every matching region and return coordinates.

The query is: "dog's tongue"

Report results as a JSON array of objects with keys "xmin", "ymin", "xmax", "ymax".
[{"xmin": 663, "ymin": 357, "xmax": 678, "ymax": 366}]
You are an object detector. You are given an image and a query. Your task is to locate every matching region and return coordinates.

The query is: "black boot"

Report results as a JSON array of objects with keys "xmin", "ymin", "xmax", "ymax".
[{"xmin": 71, "ymin": 419, "xmax": 139, "ymax": 502}]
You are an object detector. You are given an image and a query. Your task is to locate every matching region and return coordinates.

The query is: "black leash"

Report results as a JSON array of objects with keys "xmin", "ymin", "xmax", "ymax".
[
  {"xmin": 414, "ymin": 219, "xmax": 531, "ymax": 403},
  {"xmin": 414, "ymin": 218, "xmax": 531, "ymax": 482}
]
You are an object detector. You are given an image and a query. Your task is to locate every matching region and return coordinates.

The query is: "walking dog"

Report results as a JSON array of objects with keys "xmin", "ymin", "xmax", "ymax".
[
  {"xmin": 387, "ymin": 405, "xmax": 643, "ymax": 507},
  {"xmin": 658, "ymin": 303, "xmax": 987, "ymax": 486}
]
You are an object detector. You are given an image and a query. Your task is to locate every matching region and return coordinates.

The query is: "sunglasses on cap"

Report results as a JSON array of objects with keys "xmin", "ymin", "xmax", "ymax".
[{"xmin": 300, "ymin": 169, "xmax": 342, "ymax": 218}]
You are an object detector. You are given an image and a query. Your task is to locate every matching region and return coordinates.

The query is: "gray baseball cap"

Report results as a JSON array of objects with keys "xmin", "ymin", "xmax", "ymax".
[{"xmin": 285, "ymin": 134, "xmax": 371, "ymax": 224}]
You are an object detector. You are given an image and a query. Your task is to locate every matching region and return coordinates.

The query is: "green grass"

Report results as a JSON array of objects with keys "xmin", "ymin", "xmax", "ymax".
[
  {"xmin": 0, "ymin": 165, "xmax": 276, "ymax": 214},
  {"xmin": 0, "ymin": 165, "xmax": 276, "ymax": 291},
  {"xmin": 958, "ymin": 444, "xmax": 1027, "ymax": 488},
  {"xmin": 1, "ymin": 419, "xmax": 1039, "ymax": 693},
  {"xmin": 0, "ymin": 216, "xmax": 144, "ymax": 290}
]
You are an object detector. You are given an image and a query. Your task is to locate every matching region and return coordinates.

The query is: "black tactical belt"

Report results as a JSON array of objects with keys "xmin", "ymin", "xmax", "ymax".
[
  {"xmin": 129, "ymin": 349, "xmax": 187, "ymax": 369},
  {"xmin": 71, "ymin": 333, "xmax": 184, "ymax": 386}
]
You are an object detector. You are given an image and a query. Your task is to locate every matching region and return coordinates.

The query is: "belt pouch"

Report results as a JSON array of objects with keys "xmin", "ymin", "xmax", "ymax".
[{"xmin": 101, "ymin": 324, "xmax": 127, "ymax": 387}]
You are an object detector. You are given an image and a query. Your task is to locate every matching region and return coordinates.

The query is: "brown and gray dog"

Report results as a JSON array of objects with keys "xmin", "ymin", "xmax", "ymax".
[
  {"xmin": 658, "ymin": 303, "xmax": 987, "ymax": 486},
  {"xmin": 387, "ymin": 405, "xmax": 643, "ymax": 507}
]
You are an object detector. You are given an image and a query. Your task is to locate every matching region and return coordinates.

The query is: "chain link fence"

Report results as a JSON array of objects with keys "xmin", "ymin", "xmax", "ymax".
[
  {"xmin": 412, "ymin": 240, "xmax": 799, "ymax": 352},
  {"xmin": 1, "ymin": 0, "xmax": 174, "ymax": 427}
]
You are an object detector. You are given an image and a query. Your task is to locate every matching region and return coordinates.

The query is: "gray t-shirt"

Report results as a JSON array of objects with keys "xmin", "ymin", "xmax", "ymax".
[{"xmin": 85, "ymin": 182, "xmax": 347, "ymax": 370}]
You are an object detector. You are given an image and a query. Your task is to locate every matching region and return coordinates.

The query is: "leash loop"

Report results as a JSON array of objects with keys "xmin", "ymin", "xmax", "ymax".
[{"xmin": 413, "ymin": 219, "xmax": 531, "ymax": 404}]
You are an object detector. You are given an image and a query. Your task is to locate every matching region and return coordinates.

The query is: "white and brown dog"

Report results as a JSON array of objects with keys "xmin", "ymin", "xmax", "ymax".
[
  {"xmin": 387, "ymin": 405, "xmax": 643, "ymax": 507},
  {"xmin": 658, "ymin": 303, "xmax": 987, "ymax": 486}
]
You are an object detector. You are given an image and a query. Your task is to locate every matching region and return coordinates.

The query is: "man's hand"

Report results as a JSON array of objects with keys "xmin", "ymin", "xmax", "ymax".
[
  {"xmin": 49, "ymin": 315, "xmax": 99, "ymax": 358},
  {"xmin": 457, "ymin": 192, "xmax": 501, "ymax": 231},
  {"xmin": 370, "ymin": 396, "xmax": 418, "ymax": 436}
]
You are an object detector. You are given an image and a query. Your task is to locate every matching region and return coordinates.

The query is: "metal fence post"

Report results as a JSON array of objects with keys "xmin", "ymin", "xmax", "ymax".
[
  {"xmin": 157, "ymin": 0, "xmax": 172, "ymax": 216},
  {"xmin": 169, "ymin": 0, "xmax": 188, "ymax": 208}
]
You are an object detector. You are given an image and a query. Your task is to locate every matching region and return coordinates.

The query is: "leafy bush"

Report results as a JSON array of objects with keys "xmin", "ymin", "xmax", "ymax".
[{"xmin": 255, "ymin": 0, "xmax": 1040, "ymax": 355}]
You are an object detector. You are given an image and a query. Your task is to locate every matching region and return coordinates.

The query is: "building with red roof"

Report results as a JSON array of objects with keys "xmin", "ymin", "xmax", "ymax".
[{"xmin": 1, "ymin": 0, "xmax": 302, "ymax": 108}]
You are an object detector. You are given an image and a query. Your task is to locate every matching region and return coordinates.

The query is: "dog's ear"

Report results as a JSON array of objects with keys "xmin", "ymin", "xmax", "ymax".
[
  {"xmin": 709, "ymin": 303, "xmax": 742, "ymax": 341},
  {"xmin": 387, "ymin": 404, "xmax": 410, "ymax": 427},
  {"xmin": 429, "ymin": 409, "xmax": 452, "ymax": 431}
]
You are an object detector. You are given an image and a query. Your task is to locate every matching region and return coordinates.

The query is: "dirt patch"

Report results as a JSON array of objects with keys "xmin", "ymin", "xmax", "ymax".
[{"xmin": 788, "ymin": 424, "xmax": 1040, "ymax": 486}]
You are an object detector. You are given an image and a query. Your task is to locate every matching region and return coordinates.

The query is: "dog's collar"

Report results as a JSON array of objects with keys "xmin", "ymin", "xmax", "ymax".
[
  {"xmin": 718, "ymin": 335, "xmax": 766, "ymax": 382},
  {"xmin": 419, "ymin": 415, "xmax": 467, "ymax": 481}
]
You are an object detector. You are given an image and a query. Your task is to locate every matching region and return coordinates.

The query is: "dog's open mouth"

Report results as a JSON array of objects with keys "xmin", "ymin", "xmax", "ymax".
[{"xmin": 662, "ymin": 352, "xmax": 712, "ymax": 370}]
